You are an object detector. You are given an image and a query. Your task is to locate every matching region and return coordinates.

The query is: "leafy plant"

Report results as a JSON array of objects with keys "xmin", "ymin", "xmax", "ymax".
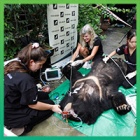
[
  {"xmin": 4, "ymin": 4, "xmax": 48, "ymax": 61},
  {"xmin": 126, "ymin": 6, "xmax": 136, "ymax": 25},
  {"xmin": 78, "ymin": 4, "xmax": 103, "ymax": 36}
]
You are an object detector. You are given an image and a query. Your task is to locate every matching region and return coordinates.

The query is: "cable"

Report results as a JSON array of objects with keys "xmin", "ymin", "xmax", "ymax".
[
  {"xmin": 110, "ymin": 58, "xmax": 136, "ymax": 90},
  {"xmin": 69, "ymin": 65, "xmax": 73, "ymax": 96},
  {"xmin": 39, "ymin": 68, "xmax": 65, "ymax": 87},
  {"xmin": 124, "ymin": 60, "xmax": 136, "ymax": 66},
  {"xmin": 39, "ymin": 70, "xmax": 46, "ymax": 86},
  {"xmin": 68, "ymin": 21, "xmax": 76, "ymax": 96},
  {"xmin": 52, "ymin": 114, "xmax": 83, "ymax": 130}
]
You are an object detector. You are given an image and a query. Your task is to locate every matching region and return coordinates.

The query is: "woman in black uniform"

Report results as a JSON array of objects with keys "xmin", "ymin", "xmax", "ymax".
[
  {"xmin": 4, "ymin": 43, "xmax": 62, "ymax": 135},
  {"xmin": 70, "ymin": 24, "xmax": 104, "ymax": 69},
  {"xmin": 103, "ymin": 29, "xmax": 136, "ymax": 89}
]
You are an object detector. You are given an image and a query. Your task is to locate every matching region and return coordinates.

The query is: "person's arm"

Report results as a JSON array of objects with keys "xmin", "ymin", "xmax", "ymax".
[
  {"xmin": 107, "ymin": 50, "xmax": 117, "ymax": 58},
  {"xmin": 71, "ymin": 45, "xmax": 100, "ymax": 66},
  {"xmin": 71, "ymin": 43, "xmax": 81, "ymax": 62},
  {"xmin": 28, "ymin": 101, "xmax": 62, "ymax": 114},
  {"xmin": 82, "ymin": 45, "xmax": 99, "ymax": 62},
  {"xmin": 103, "ymin": 50, "xmax": 117, "ymax": 63}
]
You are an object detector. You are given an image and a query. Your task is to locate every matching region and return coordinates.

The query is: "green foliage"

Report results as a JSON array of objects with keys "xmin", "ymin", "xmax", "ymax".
[
  {"xmin": 100, "ymin": 5, "xmax": 131, "ymax": 22},
  {"xmin": 4, "ymin": 4, "xmax": 48, "ymax": 61},
  {"xmin": 4, "ymin": 44, "xmax": 21, "ymax": 60},
  {"xmin": 78, "ymin": 4, "xmax": 103, "ymax": 36},
  {"xmin": 126, "ymin": 6, "xmax": 136, "ymax": 25}
]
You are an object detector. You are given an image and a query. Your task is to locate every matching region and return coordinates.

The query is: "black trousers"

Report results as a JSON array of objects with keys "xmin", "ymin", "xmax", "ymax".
[
  {"xmin": 122, "ymin": 76, "xmax": 136, "ymax": 89},
  {"xmin": 24, "ymin": 92, "xmax": 54, "ymax": 133}
]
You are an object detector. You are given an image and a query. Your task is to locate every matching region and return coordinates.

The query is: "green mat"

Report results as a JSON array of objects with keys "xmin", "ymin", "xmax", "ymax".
[{"xmin": 49, "ymin": 68, "xmax": 136, "ymax": 136}]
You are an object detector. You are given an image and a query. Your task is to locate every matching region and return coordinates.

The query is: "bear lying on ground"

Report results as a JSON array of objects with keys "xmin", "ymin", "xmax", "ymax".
[{"xmin": 60, "ymin": 58, "xmax": 131, "ymax": 125}]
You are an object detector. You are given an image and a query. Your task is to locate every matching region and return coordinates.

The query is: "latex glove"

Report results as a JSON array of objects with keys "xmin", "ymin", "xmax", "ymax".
[
  {"xmin": 126, "ymin": 71, "xmax": 136, "ymax": 79},
  {"xmin": 103, "ymin": 56, "xmax": 109, "ymax": 63},
  {"xmin": 66, "ymin": 60, "xmax": 73, "ymax": 65},
  {"xmin": 71, "ymin": 60, "xmax": 83, "ymax": 66},
  {"xmin": 82, "ymin": 61, "xmax": 91, "ymax": 69},
  {"xmin": 36, "ymin": 83, "xmax": 42, "ymax": 90}
]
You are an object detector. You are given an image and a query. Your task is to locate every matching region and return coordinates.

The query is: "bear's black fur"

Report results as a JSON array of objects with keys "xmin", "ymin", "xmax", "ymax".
[{"xmin": 60, "ymin": 58, "xmax": 131, "ymax": 125}]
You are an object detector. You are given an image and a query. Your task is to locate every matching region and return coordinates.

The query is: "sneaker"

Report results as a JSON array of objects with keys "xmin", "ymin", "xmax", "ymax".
[{"xmin": 11, "ymin": 127, "xmax": 25, "ymax": 136}]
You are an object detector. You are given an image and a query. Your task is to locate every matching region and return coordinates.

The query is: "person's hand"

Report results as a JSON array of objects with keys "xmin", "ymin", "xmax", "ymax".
[
  {"xmin": 66, "ymin": 60, "xmax": 73, "ymax": 65},
  {"xmin": 42, "ymin": 85, "xmax": 51, "ymax": 93},
  {"xmin": 52, "ymin": 105, "xmax": 62, "ymax": 114},
  {"xmin": 82, "ymin": 61, "xmax": 91, "ymax": 69},
  {"xmin": 103, "ymin": 56, "xmax": 109, "ymax": 63},
  {"xmin": 126, "ymin": 71, "xmax": 136, "ymax": 79},
  {"xmin": 71, "ymin": 60, "xmax": 83, "ymax": 66}
]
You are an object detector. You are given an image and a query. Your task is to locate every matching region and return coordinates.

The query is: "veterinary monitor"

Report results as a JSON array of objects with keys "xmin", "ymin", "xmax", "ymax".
[{"xmin": 45, "ymin": 68, "xmax": 61, "ymax": 81}]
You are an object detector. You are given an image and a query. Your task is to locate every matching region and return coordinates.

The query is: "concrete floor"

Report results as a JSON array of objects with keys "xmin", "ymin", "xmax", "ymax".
[
  {"xmin": 26, "ymin": 115, "xmax": 85, "ymax": 136},
  {"xmin": 25, "ymin": 26, "xmax": 135, "ymax": 136}
]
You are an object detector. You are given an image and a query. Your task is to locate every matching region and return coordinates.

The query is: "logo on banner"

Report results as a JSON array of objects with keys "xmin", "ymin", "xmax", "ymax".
[
  {"xmin": 47, "ymin": 4, "xmax": 78, "ymax": 64},
  {"xmin": 55, "ymin": 47, "xmax": 58, "ymax": 52},
  {"xmin": 54, "ymin": 20, "xmax": 58, "ymax": 26},
  {"xmin": 60, "ymin": 12, "xmax": 64, "ymax": 17},
  {"xmin": 60, "ymin": 26, "xmax": 64, "ymax": 32},
  {"xmin": 71, "ymin": 36, "xmax": 74, "ymax": 40},
  {"xmin": 61, "ymin": 50, "xmax": 64, "ymax": 54},
  {"xmin": 61, "ymin": 39, "xmax": 64, "ymax": 44},
  {"xmin": 54, "ymin": 34, "xmax": 58, "ymax": 40},
  {"xmin": 53, "ymin": 4, "xmax": 57, "ymax": 9},
  {"xmin": 71, "ymin": 24, "xmax": 75, "ymax": 29},
  {"xmin": 66, "ymin": 4, "xmax": 70, "ymax": 9},
  {"xmin": 66, "ymin": 18, "xmax": 70, "ymax": 23},
  {"xmin": 72, "ymin": 11, "xmax": 75, "ymax": 16},
  {"xmin": 66, "ymin": 43, "xmax": 70, "ymax": 47},
  {"xmin": 66, "ymin": 31, "xmax": 70, "ymax": 36}
]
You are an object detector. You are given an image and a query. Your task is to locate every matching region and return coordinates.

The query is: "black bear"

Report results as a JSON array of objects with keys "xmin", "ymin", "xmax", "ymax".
[{"xmin": 60, "ymin": 58, "xmax": 131, "ymax": 125}]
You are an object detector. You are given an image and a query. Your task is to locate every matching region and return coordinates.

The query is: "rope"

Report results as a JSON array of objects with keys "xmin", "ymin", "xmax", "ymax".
[{"xmin": 98, "ymin": 4, "xmax": 132, "ymax": 27}]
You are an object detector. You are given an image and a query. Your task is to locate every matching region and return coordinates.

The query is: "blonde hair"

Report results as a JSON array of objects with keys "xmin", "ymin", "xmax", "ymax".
[{"xmin": 79, "ymin": 24, "xmax": 97, "ymax": 48}]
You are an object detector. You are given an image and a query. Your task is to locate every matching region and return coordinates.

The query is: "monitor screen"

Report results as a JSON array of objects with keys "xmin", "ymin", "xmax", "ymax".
[
  {"xmin": 47, "ymin": 70, "xmax": 59, "ymax": 78},
  {"xmin": 45, "ymin": 68, "xmax": 61, "ymax": 81}
]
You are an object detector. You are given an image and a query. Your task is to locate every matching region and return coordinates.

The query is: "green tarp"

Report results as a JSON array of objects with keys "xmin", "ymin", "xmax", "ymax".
[{"xmin": 49, "ymin": 68, "xmax": 136, "ymax": 136}]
